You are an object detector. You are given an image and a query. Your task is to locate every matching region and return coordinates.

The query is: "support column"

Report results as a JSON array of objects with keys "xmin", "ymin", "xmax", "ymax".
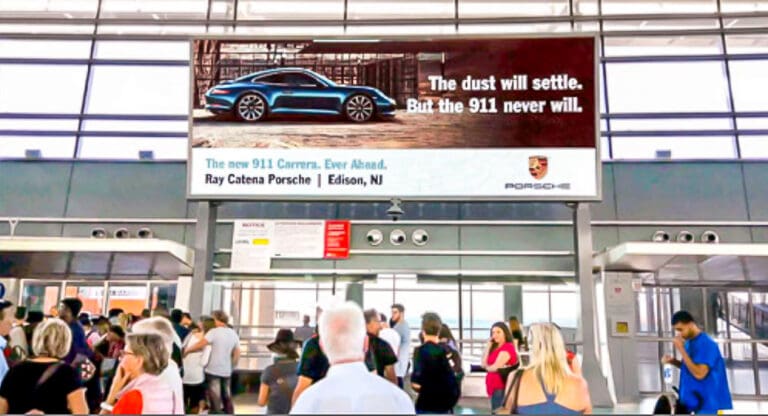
[
  {"xmin": 572, "ymin": 203, "xmax": 614, "ymax": 407},
  {"xmin": 190, "ymin": 201, "xmax": 217, "ymax": 318},
  {"xmin": 503, "ymin": 285, "xmax": 523, "ymax": 323},
  {"xmin": 345, "ymin": 282, "xmax": 364, "ymax": 307}
]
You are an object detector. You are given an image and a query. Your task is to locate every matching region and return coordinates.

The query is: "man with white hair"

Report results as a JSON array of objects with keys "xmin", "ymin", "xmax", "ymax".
[
  {"xmin": 290, "ymin": 302, "xmax": 415, "ymax": 414},
  {"xmin": 130, "ymin": 317, "xmax": 185, "ymax": 414}
]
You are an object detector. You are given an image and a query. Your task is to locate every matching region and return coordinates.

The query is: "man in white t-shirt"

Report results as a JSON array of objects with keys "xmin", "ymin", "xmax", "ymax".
[
  {"xmin": 290, "ymin": 302, "xmax": 414, "ymax": 414},
  {"xmin": 186, "ymin": 310, "xmax": 240, "ymax": 414},
  {"xmin": 129, "ymin": 317, "xmax": 185, "ymax": 414},
  {"xmin": 378, "ymin": 313, "xmax": 401, "ymax": 360}
]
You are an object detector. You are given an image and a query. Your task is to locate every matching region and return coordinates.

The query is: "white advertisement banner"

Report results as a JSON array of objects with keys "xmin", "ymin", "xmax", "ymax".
[{"xmin": 191, "ymin": 148, "xmax": 596, "ymax": 199}]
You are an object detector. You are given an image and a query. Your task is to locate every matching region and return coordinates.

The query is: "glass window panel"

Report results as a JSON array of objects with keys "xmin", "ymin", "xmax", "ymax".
[
  {"xmin": 0, "ymin": 24, "xmax": 95, "ymax": 34},
  {"xmin": 206, "ymin": 25, "xmax": 236, "ymax": 34},
  {"xmin": 211, "ymin": 0, "xmax": 235, "ymax": 19},
  {"xmin": 729, "ymin": 60, "xmax": 768, "ymax": 112},
  {"xmin": 738, "ymin": 136, "xmax": 768, "ymax": 159},
  {"xmin": 97, "ymin": 25, "xmax": 206, "ymax": 34},
  {"xmin": 523, "ymin": 292, "xmax": 549, "ymax": 326},
  {"xmin": 721, "ymin": 0, "xmax": 768, "ymax": 12},
  {"xmin": 601, "ymin": 0, "xmax": 716, "ymax": 14},
  {"xmin": 737, "ymin": 118, "xmax": 768, "ymax": 130},
  {"xmin": 551, "ymin": 291, "xmax": 579, "ymax": 328},
  {"xmin": 150, "ymin": 284, "xmax": 177, "ymax": 311},
  {"xmin": 459, "ymin": 0, "xmax": 569, "ymax": 17},
  {"xmin": 722, "ymin": 17, "xmax": 768, "ymax": 29},
  {"xmin": 234, "ymin": 26, "xmax": 344, "ymax": 36},
  {"xmin": 573, "ymin": 0, "xmax": 598, "ymax": 15},
  {"xmin": 65, "ymin": 284, "xmax": 105, "ymax": 316},
  {"xmin": 100, "ymin": 0, "xmax": 209, "ymax": 19},
  {"xmin": 0, "ymin": 136, "xmax": 76, "ymax": 158},
  {"xmin": 239, "ymin": 0, "xmax": 343, "ymax": 20},
  {"xmin": 94, "ymin": 41, "xmax": 190, "ymax": 60},
  {"xmin": 0, "ymin": 0, "xmax": 98, "ymax": 18},
  {"xmin": 604, "ymin": 36, "xmax": 722, "ymax": 56},
  {"xmin": 346, "ymin": 25, "xmax": 456, "ymax": 35},
  {"xmin": 611, "ymin": 136, "xmax": 736, "ymax": 159},
  {"xmin": 726, "ymin": 35, "xmax": 768, "ymax": 54},
  {"xmin": 21, "ymin": 281, "xmax": 61, "ymax": 313},
  {"xmin": 603, "ymin": 19, "xmax": 719, "ymax": 31},
  {"xmin": 0, "ymin": 40, "xmax": 92, "ymax": 59},
  {"xmin": 107, "ymin": 285, "xmax": 148, "ymax": 316},
  {"xmin": 350, "ymin": 0, "xmax": 453, "ymax": 20},
  {"xmin": 611, "ymin": 118, "xmax": 733, "ymax": 131},
  {"xmin": 575, "ymin": 21, "xmax": 599, "ymax": 32},
  {"xmin": 78, "ymin": 137, "xmax": 187, "ymax": 159},
  {"xmin": 0, "ymin": 119, "xmax": 79, "ymax": 131},
  {"xmin": 86, "ymin": 65, "xmax": 189, "ymax": 114},
  {"xmin": 458, "ymin": 22, "xmax": 571, "ymax": 34},
  {"xmin": 0, "ymin": 64, "xmax": 87, "ymax": 113},
  {"xmin": 601, "ymin": 136, "xmax": 611, "ymax": 160},
  {"xmin": 606, "ymin": 62, "xmax": 730, "ymax": 113},
  {"xmin": 82, "ymin": 119, "xmax": 188, "ymax": 132}
]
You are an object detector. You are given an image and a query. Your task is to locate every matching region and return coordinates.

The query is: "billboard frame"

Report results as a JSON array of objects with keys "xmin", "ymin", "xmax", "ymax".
[{"xmin": 186, "ymin": 33, "xmax": 602, "ymax": 202}]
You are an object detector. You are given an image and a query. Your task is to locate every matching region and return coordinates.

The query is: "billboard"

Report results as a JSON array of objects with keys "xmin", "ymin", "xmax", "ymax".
[{"xmin": 188, "ymin": 35, "xmax": 600, "ymax": 201}]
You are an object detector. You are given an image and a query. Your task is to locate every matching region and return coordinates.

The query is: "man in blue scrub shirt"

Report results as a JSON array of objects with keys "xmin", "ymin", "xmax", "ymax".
[{"xmin": 662, "ymin": 311, "xmax": 733, "ymax": 414}]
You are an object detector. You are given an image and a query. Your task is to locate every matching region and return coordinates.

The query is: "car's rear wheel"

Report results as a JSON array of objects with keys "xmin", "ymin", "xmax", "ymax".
[
  {"xmin": 236, "ymin": 93, "xmax": 267, "ymax": 122},
  {"xmin": 345, "ymin": 94, "xmax": 375, "ymax": 122}
]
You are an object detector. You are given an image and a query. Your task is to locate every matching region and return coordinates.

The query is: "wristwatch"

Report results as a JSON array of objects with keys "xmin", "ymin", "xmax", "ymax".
[{"xmin": 100, "ymin": 402, "xmax": 114, "ymax": 412}]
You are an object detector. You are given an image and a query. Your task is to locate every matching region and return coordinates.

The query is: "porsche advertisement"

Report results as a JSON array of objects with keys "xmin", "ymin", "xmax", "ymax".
[{"xmin": 188, "ymin": 36, "xmax": 600, "ymax": 200}]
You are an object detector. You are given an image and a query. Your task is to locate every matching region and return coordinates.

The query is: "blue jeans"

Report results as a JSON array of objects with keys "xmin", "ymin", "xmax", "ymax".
[
  {"xmin": 490, "ymin": 388, "xmax": 505, "ymax": 413},
  {"xmin": 206, "ymin": 374, "xmax": 233, "ymax": 414}
]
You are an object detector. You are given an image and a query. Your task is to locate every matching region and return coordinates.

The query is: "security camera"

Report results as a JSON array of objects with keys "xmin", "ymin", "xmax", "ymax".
[
  {"xmin": 676, "ymin": 231, "xmax": 694, "ymax": 243},
  {"xmin": 113, "ymin": 228, "xmax": 130, "ymax": 239},
  {"xmin": 137, "ymin": 227, "xmax": 154, "ymax": 239},
  {"xmin": 652, "ymin": 230, "xmax": 670, "ymax": 243},
  {"xmin": 701, "ymin": 230, "xmax": 719, "ymax": 244},
  {"xmin": 390, "ymin": 229, "xmax": 406, "ymax": 245},
  {"xmin": 366, "ymin": 229, "xmax": 384, "ymax": 246},
  {"xmin": 412, "ymin": 229, "xmax": 429, "ymax": 246},
  {"xmin": 90, "ymin": 228, "xmax": 107, "ymax": 238},
  {"xmin": 386, "ymin": 198, "xmax": 404, "ymax": 222}
]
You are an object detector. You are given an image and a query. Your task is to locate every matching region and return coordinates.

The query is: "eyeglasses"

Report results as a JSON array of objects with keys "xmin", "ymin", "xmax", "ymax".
[{"xmin": 120, "ymin": 350, "xmax": 136, "ymax": 358}]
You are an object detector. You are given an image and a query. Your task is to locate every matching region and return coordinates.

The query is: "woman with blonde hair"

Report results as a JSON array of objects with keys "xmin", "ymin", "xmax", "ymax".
[
  {"xmin": 501, "ymin": 323, "xmax": 591, "ymax": 415},
  {"xmin": 0, "ymin": 318, "xmax": 88, "ymax": 414}
]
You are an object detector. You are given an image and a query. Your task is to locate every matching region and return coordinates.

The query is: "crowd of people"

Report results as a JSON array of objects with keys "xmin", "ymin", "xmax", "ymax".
[
  {"xmin": 0, "ymin": 296, "xmax": 734, "ymax": 415},
  {"xmin": 0, "ymin": 299, "xmax": 240, "ymax": 415}
]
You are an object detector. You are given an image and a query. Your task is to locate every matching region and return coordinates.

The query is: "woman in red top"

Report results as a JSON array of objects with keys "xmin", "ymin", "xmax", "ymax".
[
  {"xmin": 482, "ymin": 322, "xmax": 519, "ymax": 412},
  {"xmin": 100, "ymin": 333, "xmax": 175, "ymax": 415}
]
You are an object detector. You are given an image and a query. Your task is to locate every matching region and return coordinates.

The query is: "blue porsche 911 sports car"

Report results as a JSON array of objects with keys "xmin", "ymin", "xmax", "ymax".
[{"xmin": 204, "ymin": 68, "xmax": 397, "ymax": 122}]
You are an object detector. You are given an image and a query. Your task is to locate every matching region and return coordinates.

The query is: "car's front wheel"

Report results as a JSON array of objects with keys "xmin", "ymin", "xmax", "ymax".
[
  {"xmin": 235, "ymin": 93, "xmax": 267, "ymax": 122},
  {"xmin": 345, "ymin": 94, "xmax": 375, "ymax": 122}
]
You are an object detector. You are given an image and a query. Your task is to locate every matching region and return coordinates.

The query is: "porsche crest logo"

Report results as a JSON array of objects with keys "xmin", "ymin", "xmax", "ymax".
[{"xmin": 528, "ymin": 156, "xmax": 548, "ymax": 180}]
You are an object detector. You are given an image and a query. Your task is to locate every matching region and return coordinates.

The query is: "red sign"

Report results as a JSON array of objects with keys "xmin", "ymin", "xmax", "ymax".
[{"xmin": 324, "ymin": 220, "xmax": 350, "ymax": 259}]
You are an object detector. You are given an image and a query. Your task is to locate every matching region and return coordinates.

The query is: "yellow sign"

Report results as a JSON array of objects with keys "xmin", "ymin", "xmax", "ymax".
[{"xmin": 251, "ymin": 238, "xmax": 269, "ymax": 245}]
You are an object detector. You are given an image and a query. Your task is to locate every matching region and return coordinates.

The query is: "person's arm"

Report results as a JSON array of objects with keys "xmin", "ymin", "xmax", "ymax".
[
  {"xmin": 673, "ymin": 336, "xmax": 710, "ymax": 380},
  {"xmin": 486, "ymin": 351, "xmax": 511, "ymax": 372},
  {"xmin": 257, "ymin": 383, "xmax": 270, "ymax": 407},
  {"xmin": 185, "ymin": 337, "xmax": 210, "ymax": 355},
  {"xmin": 481, "ymin": 342, "xmax": 492, "ymax": 369},
  {"xmin": 570, "ymin": 354, "xmax": 582, "ymax": 376},
  {"xmin": 0, "ymin": 397, "xmax": 8, "ymax": 414},
  {"xmin": 661, "ymin": 355, "xmax": 682, "ymax": 368},
  {"xmin": 678, "ymin": 349, "xmax": 710, "ymax": 380},
  {"xmin": 231, "ymin": 343, "xmax": 241, "ymax": 367},
  {"xmin": 384, "ymin": 364, "xmax": 397, "ymax": 384},
  {"xmin": 291, "ymin": 375, "xmax": 313, "ymax": 406},
  {"xmin": 67, "ymin": 388, "xmax": 88, "ymax": 415}
]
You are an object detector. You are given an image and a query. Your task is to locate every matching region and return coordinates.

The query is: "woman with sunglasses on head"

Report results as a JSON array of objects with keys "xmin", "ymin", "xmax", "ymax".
[
  {"xmin": 482, "ymin": 321, "xmax": 519, "ymax": 412},
  {"xmin": 100, "ymin": 332, "xmax": 176, "ymax": 414},
  {"xmin": 501, "ymin": 323, "xmax": 591, "ymax": 415}
]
